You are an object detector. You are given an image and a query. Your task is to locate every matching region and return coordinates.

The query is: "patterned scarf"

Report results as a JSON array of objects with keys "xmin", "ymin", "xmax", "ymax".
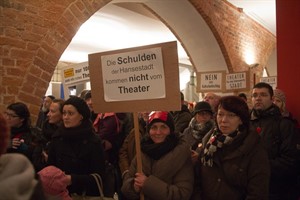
[
  {"xmin": 201, "ymin": 128, "xmax": 240, "ymax": 167},
  {"xmin": 190, "ymin": 118, "xmax": 214, "ymax": 140}
]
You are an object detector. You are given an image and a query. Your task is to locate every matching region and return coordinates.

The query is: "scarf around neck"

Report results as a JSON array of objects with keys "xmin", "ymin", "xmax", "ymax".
[
  {"xmin": 201, "ymin": 128, "xmax": 241, "ymax": 167},
  {"xmin": 59, "ymin": 120, "xmax": 94, "ymax": 141},
  {"xmin": 141, "ymin": 134, "xmax": 179, "ymax": 160},
  {"xmin": 189, "ymin": 118, "xmax": 214, "ymax": 140}
]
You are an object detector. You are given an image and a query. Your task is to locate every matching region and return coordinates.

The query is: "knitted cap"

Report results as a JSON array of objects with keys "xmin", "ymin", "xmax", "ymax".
[
  {"xmin": 38, "ymin": 166, "xmax": 71, "ymax": 200},
  {"xmin": 147, "ymin": 111, "xmax": 175, "ymax": 133},
  {"xmin": 193, "ymin": 101, "xmax": 213, "ymax": 116},
  {"xmin": 273, "ymin": 89, "xmax": 286, "ymax": 103},
  {"xmin": 64, "ymin": 96, "xmax": 90, "ymax": 121}
]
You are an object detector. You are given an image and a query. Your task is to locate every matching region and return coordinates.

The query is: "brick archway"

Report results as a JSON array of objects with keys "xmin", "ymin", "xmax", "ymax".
[
  {"xmin": 1, "ymin": 0, "xmax": 111, "ymax": 118},
  {"xmin": 0, "ymin": 0, "xmax": 276, "ymax": 122}
]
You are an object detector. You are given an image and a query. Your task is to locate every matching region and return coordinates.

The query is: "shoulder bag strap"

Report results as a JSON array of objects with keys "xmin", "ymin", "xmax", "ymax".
[{"xmin": 91, "ymin": 173, "xmax": 105, "ymax": 198}]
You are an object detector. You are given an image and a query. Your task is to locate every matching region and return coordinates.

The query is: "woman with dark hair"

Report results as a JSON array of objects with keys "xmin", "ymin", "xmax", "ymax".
[
  {"xmin": 47, "ymin": 96, "xmax": 106, "ymax": 197},
  {"xmin": 199, "ymin": 96, "xmax": 270, "ymax": 200},
  {"xmin": 121, "ymin": 111, "xmax": 194, "ymax": 200},
  {"xmin": 4, "ymin": 102, "xmax": 34, "ymax": 160},
  {"xmin": 0, "ymin": 113, "xmax": 46, "ymax": 200}
]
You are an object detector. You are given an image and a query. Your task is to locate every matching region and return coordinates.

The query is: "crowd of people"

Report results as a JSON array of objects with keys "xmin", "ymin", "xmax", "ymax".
[{"xmin": 0, "ymin": 82, "xmax": 299, "ymax": 200}]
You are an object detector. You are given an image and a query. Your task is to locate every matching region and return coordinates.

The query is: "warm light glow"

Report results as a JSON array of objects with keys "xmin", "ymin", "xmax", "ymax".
[
  {"xmin": 60, "ymin": 12, "xmax": 179, "ymax": 63},
  {"xmin": 262, "ymin": 67, "xmax": 268, "ymax": 77},
  {"xmin": 244, "ymin": 47, "xmax": 256, "ymax": 65}
]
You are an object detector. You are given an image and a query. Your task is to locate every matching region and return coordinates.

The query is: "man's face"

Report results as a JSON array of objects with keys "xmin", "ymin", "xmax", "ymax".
[
  {"xmin": 251, "ymin": 87, "xmax": 273, "ymax": 111},
  {"xmin": 85, "ymin": 98, "xmax": 93, "ymax": 112},
  {"xmin": 42, "ymin": 97, "xmax": 53, "ymax": 112},
  {"xmin": 204, "ymin": 92, "xmax": 219, "ymax": 109}
]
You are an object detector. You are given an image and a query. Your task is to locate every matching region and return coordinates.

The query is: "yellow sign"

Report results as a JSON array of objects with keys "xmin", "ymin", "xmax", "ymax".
[{"xmin": 64, "ymin": 68, "xmax": 74, "ymax": 78}]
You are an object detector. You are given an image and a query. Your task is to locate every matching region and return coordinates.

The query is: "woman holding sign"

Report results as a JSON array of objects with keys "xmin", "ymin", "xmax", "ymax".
[{"xmin": 121, "ymin": 111, "xmax": 194, "ymax": 200}]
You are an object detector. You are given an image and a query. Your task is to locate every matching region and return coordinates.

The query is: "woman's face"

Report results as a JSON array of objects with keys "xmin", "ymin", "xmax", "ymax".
[
  {"xmin": 216, "ymin": 107, "xmax": 242, "ymax": 135},
  {"xmin": 47, "ymin": 102, "xmax": 63, "ymax": 125},
  {"xmin": 273, "ymin": 96, "xmax": 284, "ymax": 111},
  {"xmin": 149, "ymin": 122, "xmax": 170, "ymax": 143},
  {"xmin": 62, "ymin": 105, "xmax": 83, "ymax": 128},
  {"xmin": 195, "ymin": 111, "xmax": 212, "ymax": 124},
  {"xmin": 4, "ymin": 109, "xmax": 23, "ymax": 128}
]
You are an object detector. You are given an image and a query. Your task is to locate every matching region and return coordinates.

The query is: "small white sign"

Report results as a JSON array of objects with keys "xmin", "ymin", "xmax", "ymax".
[
  {"xmin": 200, "ymin": 72, "xmax": 223, "ymax": 90},
  {"xmin": 260, "ymin": 76, "xmax": 277, "ymax": 89},
  {"xmin": 226, "ymin": 72, "xmax": 247, "ymax": 90},
  {"xmin": 101, "ymin": 47, "xmax": 165, "ymax": 102},
  {"xmin": 63, "ymin": 62, "xmax": 90, "ymax": 85}
]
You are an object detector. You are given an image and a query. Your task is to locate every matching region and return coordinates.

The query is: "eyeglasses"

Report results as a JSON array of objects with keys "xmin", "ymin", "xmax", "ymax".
[
  {"xmin": 196, "ymin": 111, "xmax": 212, "ymax": 116},
  {"xmin": 4, "ymin": 112, "xmax": 19, "ymax": 118},
  {"xmin": 217, "ymin": 112, "xmax": 237, "ymax": 119},
  {"xmin": 251, "ymin": 93, "xmax": 269, "ymax": 98}
]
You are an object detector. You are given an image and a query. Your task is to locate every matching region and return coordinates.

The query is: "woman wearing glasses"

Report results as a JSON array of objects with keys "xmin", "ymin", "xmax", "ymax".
[
  {"xmin": 199, "ymin": 96, "xmax": 270, "ymax": 200},
  {"xmin": 4, "ymin": 102, "xmax": 34, "ymax": 161}
]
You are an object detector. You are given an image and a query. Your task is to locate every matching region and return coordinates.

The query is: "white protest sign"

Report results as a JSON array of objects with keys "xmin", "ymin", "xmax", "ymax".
[
  {"xmin": 196, "ymin": 71, "xmax": 225, "ymax": 92},
  {"xmin": 101, "ymin": 47, "xmax": 165, "ymax": 102},
  {"xmin": 260, "ymin": 76, "xmax": 277, "ymax": 89},
  {"xmin": 225, "ymin": 71, "xmax": 250, "ymax": 91},
  {"xmin": 63, "ymin": 62, "xmax": 90, "ymax": 85},
  {"xmin": 88, "ymin": 41, "xmax": 180, "ymax": 113}
]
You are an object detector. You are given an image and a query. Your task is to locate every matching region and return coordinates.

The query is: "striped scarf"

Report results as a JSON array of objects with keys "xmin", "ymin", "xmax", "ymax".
[{"xmin": 201, "ymin": 128, "xmax": 240, "ymax": 167}]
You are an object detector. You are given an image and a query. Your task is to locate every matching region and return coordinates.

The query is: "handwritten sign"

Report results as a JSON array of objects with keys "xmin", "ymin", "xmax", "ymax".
[
  {"xmin": 101, "ymin": 47, "xmax": 165, "ymax": 102},
  {"xmin": 88, "ymin": 41, "xmax": 181, "ymax": 113},
  {"xmin": 260, "ymin": 76, "xmax": 277, "ymax": 89},
  {"xmin": 196, "ymin": 71, "xmax": 225, "ymax": 92},
  {"xmin": 225, "ymin": 71, "xmax": 249, "ymax": 91}
]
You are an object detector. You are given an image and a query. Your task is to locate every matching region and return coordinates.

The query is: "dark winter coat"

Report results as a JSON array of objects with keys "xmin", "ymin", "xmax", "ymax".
[
  {"xmin": 199, "ymin": 128, "xmax": 270, "ymax": 200},
  {"xmin": 47, "ymin": 120, "xmax": 105, "ymax": 196},
  {"xmin": 250, "ymin": 104, "xmax": 299, "ymax": 198},
  {"xmin": 93, "ymin": 113, "xmax": 123, "ymax": 164},
  {"xmin": 171, "ymin": 104, "xmax": 192, "ymax": 134},
  {"xmin": 6, "ymin": 125, "xmax": 33, "ymax": 161}
]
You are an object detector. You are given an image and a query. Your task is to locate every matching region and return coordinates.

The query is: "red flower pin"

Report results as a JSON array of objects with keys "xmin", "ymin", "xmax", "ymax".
[
  {"xmin": 210, "ymin": 136, "xmax": 216, "ymax": 143},
  {"xmin": 256, "ymin": 127, "xmax": 262, "ymax": 134}
]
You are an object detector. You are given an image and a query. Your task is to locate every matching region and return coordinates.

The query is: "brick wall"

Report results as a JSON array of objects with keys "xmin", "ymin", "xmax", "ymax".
[
  {"xmin": 0, "ymin": 0, "xmax": 275, "ymax": 123},
  {"xmin": 0, "ymin": 0, "xmax": 111, "ymax": 122},
  {"xmin": 189, "ymin": 0, "xmax": 276, "ymax": 89}
]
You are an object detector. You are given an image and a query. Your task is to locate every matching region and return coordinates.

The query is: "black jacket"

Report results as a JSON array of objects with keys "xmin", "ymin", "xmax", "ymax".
[
  {"xmin": 250, "ymin": 104, "xmax": 299, "ymax": 194},
  {"xmin": 47, "ymin": 120, "xmax": 106, "ymax": 196}
]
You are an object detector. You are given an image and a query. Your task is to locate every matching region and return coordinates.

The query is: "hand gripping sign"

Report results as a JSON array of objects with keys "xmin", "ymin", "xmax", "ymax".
[{"xmin": 88, "ymin": 41, "xmax": 181, "ymax": 200}]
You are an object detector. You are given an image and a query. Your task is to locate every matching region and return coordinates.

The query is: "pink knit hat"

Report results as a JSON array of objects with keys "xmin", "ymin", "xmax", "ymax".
[
  {"xmin": 38, "ymin": 166, "xmax": 72, "ymax": 200},
  {"xmin": 274, "ymin": 89, "xmax": 286, "ymax": 103}
]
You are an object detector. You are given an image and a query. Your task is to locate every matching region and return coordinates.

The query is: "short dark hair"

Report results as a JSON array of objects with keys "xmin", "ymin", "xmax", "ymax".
[
  {"xmin": 52, "ymin": 99, "xmax": 65, "ymax": 114},
  {"xmin": 47, "ymin": 95, "xmax": 55, "ymax": 100},
  {"xmin": 238, "ymin": 93, "xmax": 247, "ymax": 100},
  {"xmin": 253, "ymin": 82, "xmax": 274, "ymax": 97},
  {"xmin": 217, "ymin": 96, "xmax": 249, "ymax": 129},
  {"xmin": 180, "ymin": 92, "xmax": 184, "ymax": 101},
  {"xmin": 7, "ymin": 102, "xmax": 31, "ymax": 128}
]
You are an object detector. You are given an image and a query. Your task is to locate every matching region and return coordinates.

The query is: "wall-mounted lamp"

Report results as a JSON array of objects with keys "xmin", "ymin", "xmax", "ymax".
[{"xmin": 249, "ymin": 63, "xmax": 259, "ymax": 68}]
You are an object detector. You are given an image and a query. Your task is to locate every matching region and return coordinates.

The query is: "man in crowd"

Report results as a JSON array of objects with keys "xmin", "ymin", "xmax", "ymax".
[{"xmin": 249, "ymin": 82, "xmax": 299, "ymax": 200}]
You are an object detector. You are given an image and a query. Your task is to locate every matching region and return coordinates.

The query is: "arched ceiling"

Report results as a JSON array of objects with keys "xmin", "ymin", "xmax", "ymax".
[{"xmin": 59, "ymin": 0, "xmax": 276, "ymax": 74}]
